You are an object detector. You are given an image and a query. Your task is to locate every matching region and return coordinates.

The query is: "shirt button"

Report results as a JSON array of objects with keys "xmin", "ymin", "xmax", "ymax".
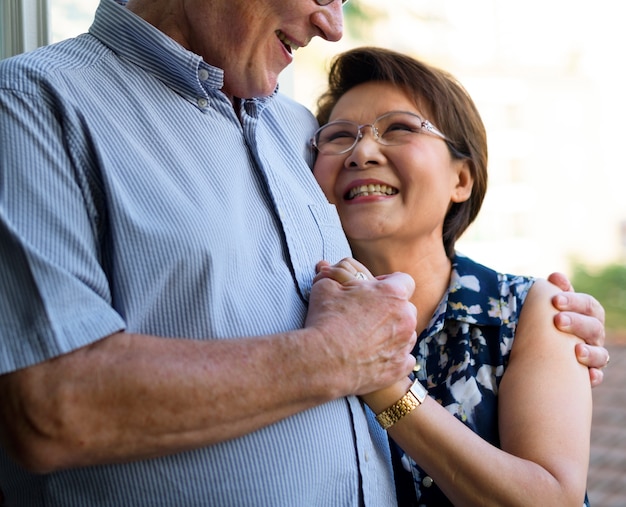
[
  {"xmin": 422, "ymin": 476, "xmax": 434, "ymax": 488},
  {"xmin": 363, "ymin": 450, "xmax": 370, "ymax": 462},
  {"xmin": 197, "ymin": 97, "xmax": 208, "ymax": 108},
  {"xmin": 198, "ymin": 68, "xmax": 210, "ymax": 81}
]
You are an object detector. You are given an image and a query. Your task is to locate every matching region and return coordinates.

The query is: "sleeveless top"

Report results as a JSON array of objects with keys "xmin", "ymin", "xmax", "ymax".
[{"xmin": 392, "ymin": 254, "xmax": 590, "ymax": 506}]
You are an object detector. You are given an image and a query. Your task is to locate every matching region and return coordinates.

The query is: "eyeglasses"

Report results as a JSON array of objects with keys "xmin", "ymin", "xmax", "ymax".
[
  {"xmin": 315, "ymin": 0, "xmax": 349, "ymax": 5},
  {"xmin": 310, "ymin": 111, "xmax": 448, "ymax": 156}
]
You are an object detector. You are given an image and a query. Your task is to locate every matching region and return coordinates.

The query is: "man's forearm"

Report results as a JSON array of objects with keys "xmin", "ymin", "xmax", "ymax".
[{"xmin": 0, "ymin": 330, "xmax": 334, "ymax": 473}]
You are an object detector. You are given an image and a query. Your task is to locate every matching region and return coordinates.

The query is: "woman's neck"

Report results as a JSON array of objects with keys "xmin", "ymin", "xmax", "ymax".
[{"xmin": 351, "ymin": 239, "xmax": 453, "ymax": 335}]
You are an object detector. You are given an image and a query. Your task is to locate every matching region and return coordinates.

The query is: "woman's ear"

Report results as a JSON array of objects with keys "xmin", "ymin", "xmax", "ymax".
[{"xmin": 451, "ymin": 160, "xmax": 474, "ymax": 203}]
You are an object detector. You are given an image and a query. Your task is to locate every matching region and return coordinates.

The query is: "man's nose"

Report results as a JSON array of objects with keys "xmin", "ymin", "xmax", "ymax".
[{"xmin": 311, "ymin": 2, "xmax": 344, "ymax": 42}]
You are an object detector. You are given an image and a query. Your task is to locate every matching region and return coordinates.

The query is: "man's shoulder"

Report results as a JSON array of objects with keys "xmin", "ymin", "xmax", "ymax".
[
  {"xmin": 273, "ymin": 90, "xmax": 311, "ymax": 112},
  {"xmin": 0, "ymin": 35, "xmax": 109, "ymax": 91}
]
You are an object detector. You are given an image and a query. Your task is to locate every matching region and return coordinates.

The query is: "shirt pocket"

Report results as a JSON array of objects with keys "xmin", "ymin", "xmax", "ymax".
[
  {"xmin": 308, "ymin": 203, "xmax": 351, "ymax": 263},
  {"xmin": 287, "ymin": 203, "xmax": 351, "ymax": 302}
]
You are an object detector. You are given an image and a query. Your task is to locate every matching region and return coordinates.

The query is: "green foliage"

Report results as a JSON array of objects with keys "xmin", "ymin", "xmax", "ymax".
[
  {"xmin": 571, "ymin": 262, "xmax": 626, "ymax": 332},
  {"xmin": 343, "ymin": 2, "xmax": 384, "ymax": 41}
]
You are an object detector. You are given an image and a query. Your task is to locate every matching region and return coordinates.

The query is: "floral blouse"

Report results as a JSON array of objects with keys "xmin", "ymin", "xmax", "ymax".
[{"xmin": 391, "ymin": 254, "xmax": 590, "ymax": 506}]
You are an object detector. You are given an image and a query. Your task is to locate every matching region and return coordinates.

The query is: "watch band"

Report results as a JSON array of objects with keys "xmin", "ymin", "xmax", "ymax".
[{"xmin": 375, "ymin": 379, "xmax": 428, "ymax": 430}]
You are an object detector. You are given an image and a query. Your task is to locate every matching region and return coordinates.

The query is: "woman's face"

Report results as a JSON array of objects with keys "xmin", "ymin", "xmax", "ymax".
[{"xmin": 313, "ymin": 81, "xmax": 473, "ymax": 249}]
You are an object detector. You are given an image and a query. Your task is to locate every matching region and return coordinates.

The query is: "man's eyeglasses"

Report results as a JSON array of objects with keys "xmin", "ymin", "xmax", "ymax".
[
  {"xmin": 310, "ymin": 111, "xmax": 448, "ymax": 156},
  {"xmin": 315, "ymin": 0, "xmax": 349, "ymax": 5}
]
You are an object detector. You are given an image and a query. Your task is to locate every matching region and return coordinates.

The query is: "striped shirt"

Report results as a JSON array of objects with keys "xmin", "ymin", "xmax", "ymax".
[{"xmin": 0, "ymin": 0, "xmax": 396, "ymax": 504}]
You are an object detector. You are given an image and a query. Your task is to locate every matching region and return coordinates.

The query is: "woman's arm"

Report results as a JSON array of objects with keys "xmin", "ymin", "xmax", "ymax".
[{"xmin": 362, "ymin": 278, "xmax": 592, "ymax": 507}]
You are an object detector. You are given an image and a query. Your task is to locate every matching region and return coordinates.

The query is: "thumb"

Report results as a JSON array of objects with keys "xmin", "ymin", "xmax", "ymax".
[{"xmin": 376, "ymin": 271, "xmax": 416, "ymax": 300}]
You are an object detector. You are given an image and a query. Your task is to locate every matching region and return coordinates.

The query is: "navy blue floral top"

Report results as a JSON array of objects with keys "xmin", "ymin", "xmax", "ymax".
[{"xmin": 392, "ymin": 254, "xmax": 590, "ymax": 506}]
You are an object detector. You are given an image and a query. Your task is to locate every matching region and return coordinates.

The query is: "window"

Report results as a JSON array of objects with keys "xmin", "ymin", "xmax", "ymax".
[
  {"xmin": 1, "ymin": 0, "xmax": 49, "ymax": 59},
  {"xmin": 1, "ymin": 0, "xmax": 98, "ymax": 59}
]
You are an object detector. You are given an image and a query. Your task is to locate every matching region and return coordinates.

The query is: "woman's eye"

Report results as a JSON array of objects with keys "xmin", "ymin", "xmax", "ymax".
[
  {"xmin": 381, "ymin": 123, "xmax": 418, "ymax": 140},
  {"xmin": 385, "ymin": 123, "xmax": 415, "ymax": 133},
  {"xmin": 324, "ymin": 130, "xmax": 356, "ymax": 143},
  {"xmin": 332, "ymin": 130, "xmax": 355, "ymax": 139}
]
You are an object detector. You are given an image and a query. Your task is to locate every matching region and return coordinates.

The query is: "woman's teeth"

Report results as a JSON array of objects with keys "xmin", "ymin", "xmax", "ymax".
[{"xmin": 347, "ymin": 184, "xmax": 398, "ymax": 200}]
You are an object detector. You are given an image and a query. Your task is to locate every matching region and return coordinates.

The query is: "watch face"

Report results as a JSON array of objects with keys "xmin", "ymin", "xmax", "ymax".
[{"xmin": 409, "ymin": 379, "xmax": 428, "ymax": 404}]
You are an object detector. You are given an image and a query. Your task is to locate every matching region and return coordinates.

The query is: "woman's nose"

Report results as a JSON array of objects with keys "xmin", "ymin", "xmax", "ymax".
[{"xmin": 345, "ymin": 128, "xmax": 385, "ymax": 168}]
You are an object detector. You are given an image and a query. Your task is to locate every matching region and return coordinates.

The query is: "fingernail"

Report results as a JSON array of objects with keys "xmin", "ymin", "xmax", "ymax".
[
  {"xmin": 578, "ymin": 345, "xmax": 589, "ymax": 358},
  {"xmin": 555, "ymin": 294, "xmax": 568, "ymax": 308},
  {"xmin": 560, "ymin": 314, "xmax": 572, "ymax": 327}
]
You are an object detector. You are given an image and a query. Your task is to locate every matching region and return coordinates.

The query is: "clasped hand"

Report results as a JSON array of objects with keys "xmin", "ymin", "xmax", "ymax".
[{"xmin": 304, "ymin": 258, "xmax": 417, "ymax": 397}]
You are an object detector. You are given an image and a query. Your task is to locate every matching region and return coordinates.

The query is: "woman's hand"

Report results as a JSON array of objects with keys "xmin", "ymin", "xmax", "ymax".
[{"xmin": 314, "ymin": 258, "xmax": 375, "ymax": 284}]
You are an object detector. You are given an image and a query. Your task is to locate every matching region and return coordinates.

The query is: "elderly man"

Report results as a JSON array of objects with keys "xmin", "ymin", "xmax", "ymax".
[{"xmin": 0, "ymin": 0, "xmax": 607, "ymax": 505}]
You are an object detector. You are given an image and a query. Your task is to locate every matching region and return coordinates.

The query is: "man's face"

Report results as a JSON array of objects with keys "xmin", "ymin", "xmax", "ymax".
[{"xmin": 175, "ymin": 0, "xmax": 345, "ymax": 99}]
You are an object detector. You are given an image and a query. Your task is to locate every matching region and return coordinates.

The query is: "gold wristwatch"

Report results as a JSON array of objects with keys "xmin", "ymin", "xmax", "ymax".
[{"xmin": 375, "ymin": 379, "xmax": 428, "ymax": 430}]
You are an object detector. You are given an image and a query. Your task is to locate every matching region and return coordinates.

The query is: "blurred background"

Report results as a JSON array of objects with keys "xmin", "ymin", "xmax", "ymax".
[{"xmin": 3, "ymin": 1, "xmax": 625, "ymax": 503}]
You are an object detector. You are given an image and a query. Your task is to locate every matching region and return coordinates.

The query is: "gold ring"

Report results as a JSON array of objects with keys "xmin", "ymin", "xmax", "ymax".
[{"xmin": 605, "ymin": 355, "xmax": 610, "ymax": 367}]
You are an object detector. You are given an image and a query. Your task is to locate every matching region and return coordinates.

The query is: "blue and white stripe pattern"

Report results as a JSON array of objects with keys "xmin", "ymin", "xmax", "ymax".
[{"xmin": 0, "ymin": 0, "xmax": 396, "ymax": 504}]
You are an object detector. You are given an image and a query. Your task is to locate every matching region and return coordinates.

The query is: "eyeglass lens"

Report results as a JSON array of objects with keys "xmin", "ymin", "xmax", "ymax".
[
  {"xmin": 316, "ymin": 0, "xmax": 349, "ymax": 5},
  {"xmin": 314, "ymin": 111, "xmax": 432, "ymax": 155}
]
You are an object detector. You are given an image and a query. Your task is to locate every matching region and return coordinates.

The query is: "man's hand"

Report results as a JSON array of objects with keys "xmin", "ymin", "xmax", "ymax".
[
  {"xmin": 307, "ymin": 258, "xmax": 418, "ymax": 396},
  {"xmin": 548, "ymin": 272, "xmax": 608, "ymax": 387}
]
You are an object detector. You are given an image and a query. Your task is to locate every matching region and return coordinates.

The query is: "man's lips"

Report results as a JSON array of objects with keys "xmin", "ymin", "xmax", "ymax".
[
  {"xmin": 345, "ymin": 183, "xmax": 399, "ymax": 200},
  {"xmin": 275, "ymin": 30, "xmax": 302, "ymax": 54}
]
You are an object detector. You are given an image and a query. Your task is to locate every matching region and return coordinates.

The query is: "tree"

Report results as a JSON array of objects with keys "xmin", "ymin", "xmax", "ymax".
[{"xmin": 571, "ymin": 262, "xmax": 626, "ymax": 337}]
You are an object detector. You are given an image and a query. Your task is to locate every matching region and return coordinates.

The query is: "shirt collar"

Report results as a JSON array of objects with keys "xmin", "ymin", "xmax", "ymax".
[{"xmin": 89, "ymin": 0, "xmax": 276, "ymax": 113}]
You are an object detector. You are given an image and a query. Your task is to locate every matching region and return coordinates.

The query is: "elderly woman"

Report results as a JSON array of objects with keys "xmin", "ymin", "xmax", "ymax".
[{"xmin": 312, "ymin": 47, "xmax": 593, "ymax": 506}]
